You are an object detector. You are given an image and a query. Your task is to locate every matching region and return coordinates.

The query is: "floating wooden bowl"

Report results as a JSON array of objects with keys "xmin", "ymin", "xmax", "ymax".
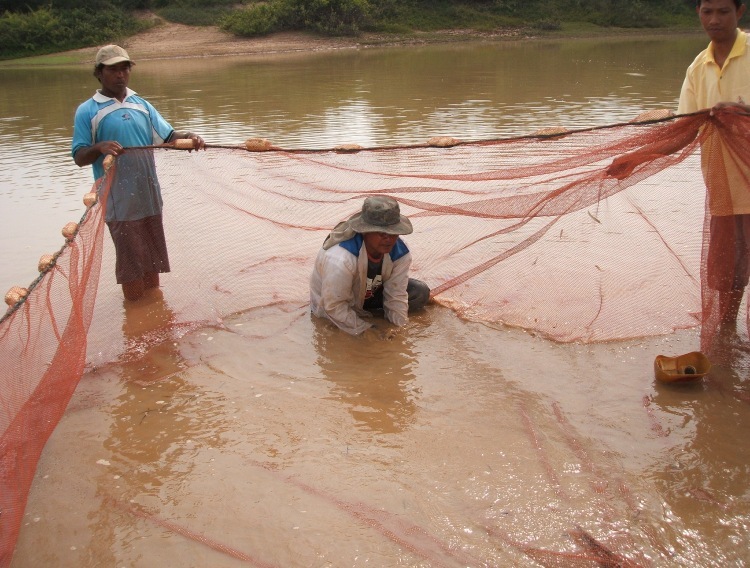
[{"xmin": 654, "ymin": 351, "xmax": 711, "ymax": 383}]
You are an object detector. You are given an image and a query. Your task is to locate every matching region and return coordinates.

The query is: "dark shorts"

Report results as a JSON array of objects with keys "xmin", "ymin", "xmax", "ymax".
[
  {"xmin": 107, "ymin": 215, "xmax": 170, "ymax": 285},
  {"xmin": 707, "ymin": 214, "xmax": 750, "ymax": 292},
  {"xmin": 363, "ymin": 278, "xmax": 431, "ymax": 312}
]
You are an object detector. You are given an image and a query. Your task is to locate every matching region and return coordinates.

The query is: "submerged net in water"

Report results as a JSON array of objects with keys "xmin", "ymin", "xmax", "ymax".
[{"xmin": 1, "ymin": 108, "xmax": 748, "ymax": 564}]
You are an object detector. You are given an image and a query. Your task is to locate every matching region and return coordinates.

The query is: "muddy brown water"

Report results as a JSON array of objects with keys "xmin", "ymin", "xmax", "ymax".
[{"xmin": 14, "ymin": 296, "xmax": 750, "ymax": 566}]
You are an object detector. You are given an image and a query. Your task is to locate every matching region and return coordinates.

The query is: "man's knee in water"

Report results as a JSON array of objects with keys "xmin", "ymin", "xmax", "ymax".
[{"xmin": 407, "ymin": 278, "xmax": 430, "ymax": 312}]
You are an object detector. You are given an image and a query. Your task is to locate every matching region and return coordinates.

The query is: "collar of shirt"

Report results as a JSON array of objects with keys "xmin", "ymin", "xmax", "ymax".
[
  {"xmin": 93, "ymin": 87, "xmax": 137, "ymax": 103},
  {"xmin": 706, "ymin": 29, "xmax": 747, "ymax": 68}
]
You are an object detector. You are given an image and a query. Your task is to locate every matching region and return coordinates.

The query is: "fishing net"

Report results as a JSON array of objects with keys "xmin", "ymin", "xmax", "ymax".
[{"xmin": 1, "ymin": 108, "xmax": 748, "ymax": 564}]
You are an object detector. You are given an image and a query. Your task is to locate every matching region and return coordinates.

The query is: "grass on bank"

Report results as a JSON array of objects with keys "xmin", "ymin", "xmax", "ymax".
[
  {"xmin": 0, "ymin": 4, "xmax": 153, "ymax": 60},
  {"xmin": 216, "ymin": 0, "xmax": 698, "ymax": 38},
  {"xmin": 1, "ymin": 0, "xmax": 701, "ymax": 61}
]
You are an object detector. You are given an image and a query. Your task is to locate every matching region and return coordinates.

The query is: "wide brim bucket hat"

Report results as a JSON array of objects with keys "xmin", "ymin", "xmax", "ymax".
[{"xmin": 348, "ymin": 196, "xmax": 413, "ymax": 235}]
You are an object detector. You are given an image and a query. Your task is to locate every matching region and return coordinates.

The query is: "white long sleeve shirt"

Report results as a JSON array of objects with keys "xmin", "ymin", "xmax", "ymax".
[{"xmin": 310, "ymin": 234, "xmax": 411, "ymax": 335}]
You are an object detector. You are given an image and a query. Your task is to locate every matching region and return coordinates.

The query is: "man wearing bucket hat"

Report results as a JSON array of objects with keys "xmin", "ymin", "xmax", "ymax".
[
  {"xmin": 72, "ymin": 44, "xmax": 205, "ymax": 302},
  {"xmin": 310, "ymin": 196, "xmax": 431, "ymax": 335}
]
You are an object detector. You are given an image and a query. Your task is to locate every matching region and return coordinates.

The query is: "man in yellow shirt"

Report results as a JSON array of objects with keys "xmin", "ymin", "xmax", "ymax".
[{"xmin": 678, "ymin": 0, "xmax": 750, "ymax": 333}]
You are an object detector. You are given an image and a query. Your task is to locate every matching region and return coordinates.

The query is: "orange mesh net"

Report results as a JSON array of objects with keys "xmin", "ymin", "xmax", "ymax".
[{"xmin": 1, "ymin": 108, "xmax": 748, "ymax": 563}]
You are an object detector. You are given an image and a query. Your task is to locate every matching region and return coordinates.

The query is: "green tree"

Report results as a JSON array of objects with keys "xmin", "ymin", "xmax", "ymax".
[
  {"xmin": 221, "ymin": 0, "xmax": 372, "ymax": 37},
  {"xmin": 0, "ymin": 3, "xmax": 146, "ymax": 59}
]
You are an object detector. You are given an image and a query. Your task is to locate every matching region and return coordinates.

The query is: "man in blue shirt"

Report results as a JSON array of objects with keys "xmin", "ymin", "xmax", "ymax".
[{"xmin": 72, "ymin": 44, "xmax": 205, "ymax": 301}]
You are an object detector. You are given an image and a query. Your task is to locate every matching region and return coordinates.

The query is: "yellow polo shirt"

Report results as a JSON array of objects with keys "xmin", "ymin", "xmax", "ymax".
[{"xmin": 678, "ymin": 30, "xmax": 750, "ymax": 216}]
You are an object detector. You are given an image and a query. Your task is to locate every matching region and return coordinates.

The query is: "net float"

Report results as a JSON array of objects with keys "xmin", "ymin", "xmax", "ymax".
[
  {"xmin": 174, "ymin": 138, "xmax": 195, "ymax": 150},
  {"xmin": 427, "ymin": 136, "xmax": 460, "ymax": 148},
  {"xmin": 631, "ymin": 108, "xmax": 675, "ymax": 123},
  {"xmin": 4, "ymin": 286, "xmax": 28, "ymax": 306},
  {"xmin": 62, "ymin": 222, "xmax": 78, "ymax": 240},
  {"xmin": 334, "ymin": 144, "xmax": 363, "ymax": 153},
  {"xmin": 533, "ymin": 126, "xmax": 570, "ymax": 139},
  {"xmin": 245, "ymin": 138, "xmax": 273, "ymax": 152},
  {"xmin": 103, "ymin": 154, "xmax": 115, "ymax": 171},
  {"xmin": 83, "ymin": 192, "xmax": 97, "ymax": 207},
  {"xmin": 38, "ymin": 254, "xmax": 55, "ymax": 272}
]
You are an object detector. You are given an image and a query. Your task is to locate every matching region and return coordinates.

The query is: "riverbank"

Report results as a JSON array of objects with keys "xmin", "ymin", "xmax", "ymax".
[{"xmin": 1, "ymin": 18, "xmax": 704, "ymax": 67}]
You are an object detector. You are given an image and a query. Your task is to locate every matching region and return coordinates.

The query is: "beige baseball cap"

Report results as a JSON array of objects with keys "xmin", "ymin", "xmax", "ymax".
[{"xmin": 95, "ymin": 45, "xmax": 132, "ymax": 66}]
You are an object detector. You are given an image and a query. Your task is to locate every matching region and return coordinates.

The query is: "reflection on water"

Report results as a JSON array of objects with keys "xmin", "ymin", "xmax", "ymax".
[
  {"xmin": 0, "ymin": 35, "xmax": 705, "ymax": 294},
  {"xmin": 647, "ymin": 359, "xmax": 750, "ymax": 565},
  {"xmin": 14, "ymin": 302, "xmax": 750, "ymax": 566},
  {"xmin": 312, "ymin": 315, "xmax": 418, "ymax": 435},
  {"xmin": 91, "ymin": 290, "xmax": 236, "ymax": 565}
]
